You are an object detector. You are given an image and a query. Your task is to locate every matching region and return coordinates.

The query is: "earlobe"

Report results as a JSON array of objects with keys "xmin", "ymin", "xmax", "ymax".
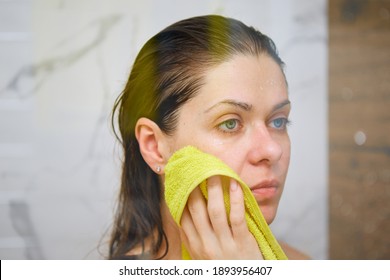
[{"xmin": 135, "ymin": 117, "xmax": 169, "ymax": 173}]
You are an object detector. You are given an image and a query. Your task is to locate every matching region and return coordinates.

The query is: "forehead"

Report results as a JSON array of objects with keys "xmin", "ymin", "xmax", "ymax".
[{"xmin": 196, "ymin": 54, "xmax": 288, "ymax": 104}]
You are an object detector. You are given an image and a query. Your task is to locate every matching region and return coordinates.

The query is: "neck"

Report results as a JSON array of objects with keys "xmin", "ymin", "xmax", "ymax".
[{"xmin": 154, "ymin": 200, "xmax": 182, "ymax": 259}]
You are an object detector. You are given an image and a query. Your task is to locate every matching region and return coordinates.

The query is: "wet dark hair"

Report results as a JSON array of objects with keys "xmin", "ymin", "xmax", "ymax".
[{"xmin": 109, "ymin": 14, "xmax": 284, "ymax": 259}]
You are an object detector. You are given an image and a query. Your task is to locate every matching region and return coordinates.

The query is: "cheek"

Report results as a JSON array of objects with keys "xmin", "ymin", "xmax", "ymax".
[
  {"xmin": 171, "ymin": 117, "xmax": 239, "ymax": 161},
  {"xmin": 277, "ymin": 137, "xmax": 291, "ymax": 183},
  {"xmin": 282, "ymin": 137, "xmax": 291, "ymax": 167},
  {"xmin": 199, "ymin": 140, "xmax": 247, "ymax": 175},
  {"xmin": 167, "ymin": 116, "xmax": 199, "ymax": 152}
]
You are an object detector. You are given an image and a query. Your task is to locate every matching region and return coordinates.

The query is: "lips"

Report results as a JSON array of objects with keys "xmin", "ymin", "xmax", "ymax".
[{"xmin": 250, "ymin": 180, "xmax": 279, "ymax": 200}]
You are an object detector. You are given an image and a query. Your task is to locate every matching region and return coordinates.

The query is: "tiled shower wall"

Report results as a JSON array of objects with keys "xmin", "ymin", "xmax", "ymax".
[{"xmin": 0, "ymin": 0, "xmax": 328, "ymax": 259}]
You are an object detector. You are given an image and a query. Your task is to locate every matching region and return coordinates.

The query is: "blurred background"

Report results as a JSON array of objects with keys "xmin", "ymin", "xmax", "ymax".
[{"xmin": 0, "ymin": 0, "xmax": 387, "ymax": 260}]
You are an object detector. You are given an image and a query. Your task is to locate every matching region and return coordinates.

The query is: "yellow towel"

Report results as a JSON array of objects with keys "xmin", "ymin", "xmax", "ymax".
[{"xmin": 164, "ymin": 146, "xmax": 287, "ymax": 260}]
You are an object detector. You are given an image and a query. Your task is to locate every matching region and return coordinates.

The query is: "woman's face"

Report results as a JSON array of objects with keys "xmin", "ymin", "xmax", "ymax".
[{"xmin": 166, "ymin": 54, "xmax": 291, "ymax": 224}]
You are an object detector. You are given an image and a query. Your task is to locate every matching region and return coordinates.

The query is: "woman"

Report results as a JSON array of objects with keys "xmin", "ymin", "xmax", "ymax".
[{"xmin": 109, "ymin": 14, "xmax": 308, "ymax": 259}]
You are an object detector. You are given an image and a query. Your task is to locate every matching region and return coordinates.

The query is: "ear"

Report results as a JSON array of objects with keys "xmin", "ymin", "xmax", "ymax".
[{"xmin": 135, "ymin": 117, "xmax": 170, "ymax": 173}]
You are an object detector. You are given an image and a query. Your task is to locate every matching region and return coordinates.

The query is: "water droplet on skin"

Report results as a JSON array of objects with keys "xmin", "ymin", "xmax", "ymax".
[
  {"xmin": 211, "ymin": 138, "xmax": 224, "ymax": 146},
  {"xmin": 266, "ymin": 79, "xmax": 282, "ymax": 87}
]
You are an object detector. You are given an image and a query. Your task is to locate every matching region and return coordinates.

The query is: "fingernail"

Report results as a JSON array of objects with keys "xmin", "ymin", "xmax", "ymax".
[{"xmin": 230, "ymin": 180, "xmax": 238, "ymax": 191}]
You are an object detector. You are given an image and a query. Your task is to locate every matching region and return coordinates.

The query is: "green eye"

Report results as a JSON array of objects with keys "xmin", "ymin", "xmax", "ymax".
[
  {"xmin": 219, "ymin": 119, "xmax": 240, "ymax": 132},
  {"xmin": 224, "ymin": 119, "xmax": 237, "ymax": 129}
]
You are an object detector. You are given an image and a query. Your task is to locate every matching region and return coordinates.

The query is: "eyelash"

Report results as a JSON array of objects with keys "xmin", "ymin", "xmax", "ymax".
[
  {"xmin": 217, "ymin": 118, "xmax": 242, "ymax": 134},
  {"xmin": 269, "ymin": 117, "xmax": 291, "ymax": 131},
  {"xmin": 217, "ymin": 117, "xmax": 291, "ymax": 134}
]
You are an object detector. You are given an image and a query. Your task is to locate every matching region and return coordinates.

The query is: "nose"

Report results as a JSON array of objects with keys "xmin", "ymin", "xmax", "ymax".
[{"xmin": 248, "ymin": 125, "xmax": 283, "ymax": 165}]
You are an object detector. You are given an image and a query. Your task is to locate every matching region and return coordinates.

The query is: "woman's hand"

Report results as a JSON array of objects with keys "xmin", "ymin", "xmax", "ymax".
[{"xmin": 180, "ymin": 176, "xmax": 263, "ymax": 260}]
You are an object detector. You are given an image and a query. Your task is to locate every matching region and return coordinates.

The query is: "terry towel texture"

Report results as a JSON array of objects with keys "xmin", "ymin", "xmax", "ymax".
[{"xmin": 164, "ymin": 146, "xmax": 287, "ymax": 260}]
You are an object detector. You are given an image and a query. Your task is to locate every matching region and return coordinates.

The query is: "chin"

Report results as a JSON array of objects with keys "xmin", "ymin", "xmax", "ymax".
[{"xmin": 259, "ymin": 204, "xmax": 278, "ymax": 225}]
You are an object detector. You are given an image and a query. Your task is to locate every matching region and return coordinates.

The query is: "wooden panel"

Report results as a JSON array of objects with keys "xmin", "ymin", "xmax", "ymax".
[{"xmin": 329, "ymin": 0, "xmax": 390, "ymax": 259}]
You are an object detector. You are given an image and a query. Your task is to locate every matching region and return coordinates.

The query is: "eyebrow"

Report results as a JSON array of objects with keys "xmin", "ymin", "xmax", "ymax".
[
  {"xmin": 204, "ymin": 99, "xmax": 252, "ymax": 114},
  {"xmin": 204, "ymin": 99, "xmax": 291, "ymax": 114},
  {"xmin": 273, "ymin": 100, "xmax": 291, "ymax": 111}
]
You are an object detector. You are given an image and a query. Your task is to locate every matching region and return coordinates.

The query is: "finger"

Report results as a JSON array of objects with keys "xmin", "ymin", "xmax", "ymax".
[
  {"xmin": 180, "ymin": 206, "xmax": 201, "ymax": 257},
  {"xmin": 229, "ymin": 179, "xmax": 249, "ymax": 238},
  {"xmin": 229, "ymin": 180, "xmax": 263, "ymax": 259},
  {"xmin": 185, "ymin": 188, "xmax": 221, "ymax": 259},
  {"xmin": 207, "ymin": 176, "xmax": 232, "ymax": 240},
  {"xmin": 186, "ymin": 187, "xmax": 214, "ymax": 238},
  {"xmin": 181, "ymin": 205, "xmax": 197, "ymax": 237}
]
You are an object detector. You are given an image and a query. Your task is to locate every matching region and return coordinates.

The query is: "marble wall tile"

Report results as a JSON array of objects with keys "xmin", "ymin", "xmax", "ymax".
[{"xmin": 0, "ymin": 0, "xmax": 328, "ymax": 259}]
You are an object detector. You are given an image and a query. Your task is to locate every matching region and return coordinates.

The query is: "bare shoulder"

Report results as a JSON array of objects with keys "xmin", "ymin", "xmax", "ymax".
[{"xmin": 279, "ymin": 241, "xmax": 311, "ymax": 260}]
